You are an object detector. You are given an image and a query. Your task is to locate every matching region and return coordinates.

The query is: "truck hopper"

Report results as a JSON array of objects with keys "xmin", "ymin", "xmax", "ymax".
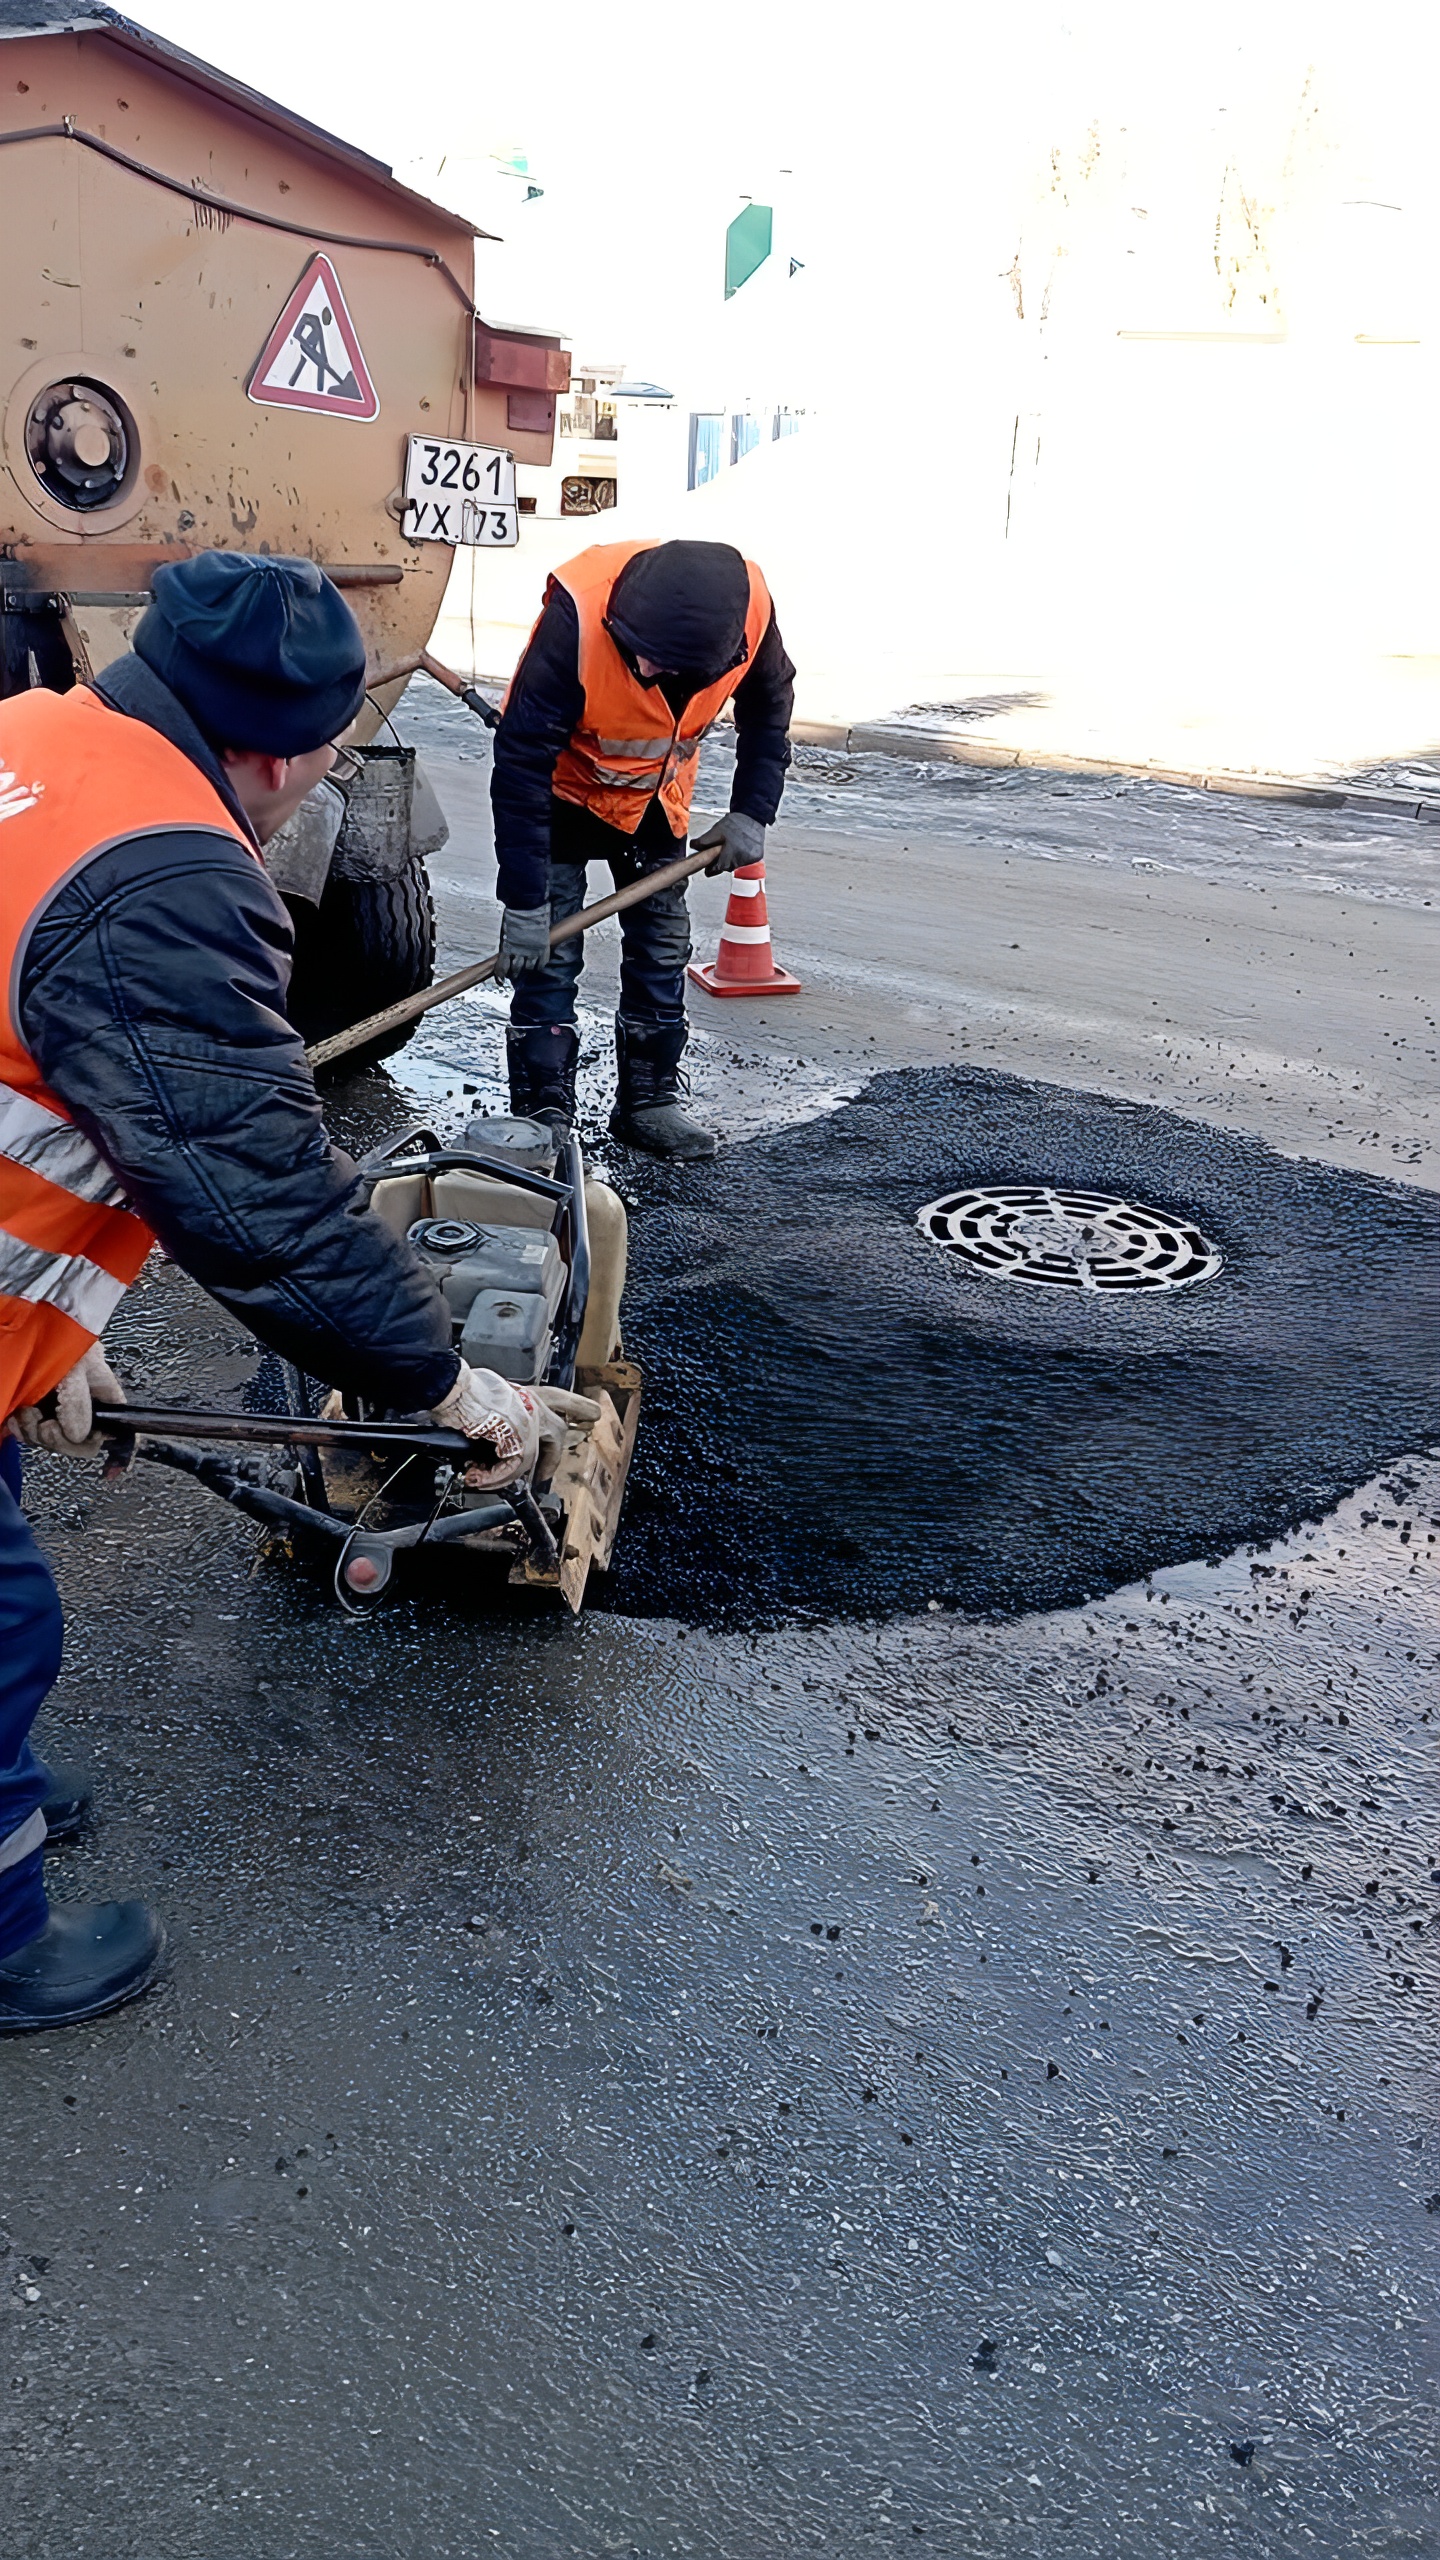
[{"xmin": 0, "ymin": 1, "xmax": 568, "ymax": 1060}]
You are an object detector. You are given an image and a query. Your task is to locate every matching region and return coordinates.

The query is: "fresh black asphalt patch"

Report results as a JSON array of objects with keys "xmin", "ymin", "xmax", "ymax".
[{"xmin": 595, "ymin": 1066, "xmax": 1440, "ymax": 1625}]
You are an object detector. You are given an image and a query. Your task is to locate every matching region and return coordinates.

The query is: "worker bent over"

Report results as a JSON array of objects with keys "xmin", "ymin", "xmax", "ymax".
[
  {"xmin": 491, "ymin": 537, "xmax": 795, "ymax": 1159},
  {"xmin": 0, "ymin": 553, "xmax": 573, "ymax": 2034}
]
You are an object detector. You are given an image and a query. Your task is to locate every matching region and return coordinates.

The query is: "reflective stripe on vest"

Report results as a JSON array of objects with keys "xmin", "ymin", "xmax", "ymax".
[
  {"xmin": 0, "ymin": 684, "xmax": 255, "ymax": 1419},
  {"xmin": 534, "ymin": 540, "xmax": 771, "ymax": 839},
  {"xmin": 0, "ymin": 1086, "xmax": 128, "ymax": 1206},
  {"xmin": 0, "ymin": 1230, "xmax": 132, "ymax": 1332},
  {"xmin": 0, "ymin": 1091, "xmax": 154, "ymax": 1411}
]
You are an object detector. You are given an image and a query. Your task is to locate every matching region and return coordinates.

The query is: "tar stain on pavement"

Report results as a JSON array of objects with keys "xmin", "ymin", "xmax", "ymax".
[{"xmin": 599, "ymin": 1066, "xmax": 1440, "ymax": 1626}]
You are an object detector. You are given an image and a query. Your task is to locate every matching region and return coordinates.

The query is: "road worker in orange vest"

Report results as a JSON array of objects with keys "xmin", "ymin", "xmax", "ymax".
[
  {"xmin": 0, "ymin": 554, "xmax": 565, "ymax": 2034},
  {"xmin": 491, "ymin": 538, "xmax": 795, "ymax": 1159}
]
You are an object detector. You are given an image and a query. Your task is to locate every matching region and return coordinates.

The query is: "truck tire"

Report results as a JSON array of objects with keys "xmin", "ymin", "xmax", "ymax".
[{"xmin": 284, "ymin": 853, "xmax": 436, "ymax": 1071}]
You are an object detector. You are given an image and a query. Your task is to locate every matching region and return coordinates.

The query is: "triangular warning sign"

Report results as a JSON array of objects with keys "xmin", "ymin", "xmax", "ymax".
[{"xmin": 247, "ymin": 253, "xmax": 379, "ymax": 421}]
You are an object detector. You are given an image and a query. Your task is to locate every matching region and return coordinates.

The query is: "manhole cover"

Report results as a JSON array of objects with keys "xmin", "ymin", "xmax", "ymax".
[{"xmin": 917, "ymin": 1184, "xmax": 1222, "ymax": 1291}]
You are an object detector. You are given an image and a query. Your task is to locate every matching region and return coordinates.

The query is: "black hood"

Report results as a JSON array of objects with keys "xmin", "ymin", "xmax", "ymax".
[{"xmin": 604, "ymin": 541, "xmax": 751, "ymax": 684}]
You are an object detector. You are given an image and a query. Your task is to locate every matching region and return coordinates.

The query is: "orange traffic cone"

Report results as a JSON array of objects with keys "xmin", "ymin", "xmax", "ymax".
[{"xmin": 687, "ymin": 860, "xmax": 802, "ymax": 998}]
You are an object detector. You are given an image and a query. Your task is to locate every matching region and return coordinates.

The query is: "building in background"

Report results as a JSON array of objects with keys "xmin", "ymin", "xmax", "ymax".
[
  {"xmin": 556, "ymin": 364, "xmax": 622, "ymax": 517},
  {"xmin": 520, "ymin": 363, "xmax": 678, "ymax": 521},
  {"xmin": 517, "ymin": 193, "xmax": 812, "ymax": 523},
  {"xmin": 435, "ymin": 184, "xmax": 814, "ymax": 680},
  {"xmin": 469, "ymin": 26, "xmax": 1440, "ymax": 773},
  {"xmin": 688, "ymin": 401, "xmax": 804, "ymax": 490}
]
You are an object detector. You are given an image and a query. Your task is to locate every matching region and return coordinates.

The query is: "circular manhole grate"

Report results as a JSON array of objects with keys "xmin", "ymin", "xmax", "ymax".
[{"xmin": 917, "ymin": 1184, "xmax": 1222, "ymax": 1292}]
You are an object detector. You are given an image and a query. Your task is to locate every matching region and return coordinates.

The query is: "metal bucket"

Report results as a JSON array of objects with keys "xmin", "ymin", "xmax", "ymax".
[{"xmin": 330, "ymin": 744, "xmax": 416, "ymax": 881}]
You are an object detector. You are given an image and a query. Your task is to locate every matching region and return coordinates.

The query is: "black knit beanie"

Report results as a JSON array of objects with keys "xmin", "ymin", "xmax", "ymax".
[{"xmin": 134, "ymin": 552, "xmax": 367, "ymax": 754}]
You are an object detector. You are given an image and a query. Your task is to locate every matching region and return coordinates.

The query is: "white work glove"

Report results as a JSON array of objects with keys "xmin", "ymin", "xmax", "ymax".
[
  {"xmin": 9, "ymin": 1343, "xmax": 126, "ymax": 1457},
  {"xmin": 690, "ymin": 809, "xmax": 767, "ymax": 876},
  {"xmin": 431, "ymin": 1361, "xmax": 539, "ymax": 1485},
  {"xmin": 533, "ymin": 1383, "xmax": 603, "ymax": 1478},
  {"xmin": 430, "ymin": 1364, "xmax": 602, "ymax": 1487},
  {"xmin": 495, "ymin": 902, "xmax": 552, "ymax": 980}
]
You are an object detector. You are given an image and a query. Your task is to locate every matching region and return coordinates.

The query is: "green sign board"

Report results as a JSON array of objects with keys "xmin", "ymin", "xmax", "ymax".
[{"xmin": 725, "ymin": 203, "xmax": 773, "ymax": 300}]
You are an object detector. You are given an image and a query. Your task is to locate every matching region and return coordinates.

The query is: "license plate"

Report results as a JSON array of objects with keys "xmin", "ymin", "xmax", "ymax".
[{"xmin": 402, "ymin": 435, "xmax": 518, "ymax": 546}]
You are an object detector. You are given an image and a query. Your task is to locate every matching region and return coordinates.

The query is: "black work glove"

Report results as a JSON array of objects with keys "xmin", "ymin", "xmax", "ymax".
[
  {"xmin": 690, "ymin": 811, "xmax": 767, "ymax": 877},
  {"xmin": 495, "ymin": 902, "xmax": 552, "ymax": 980}
]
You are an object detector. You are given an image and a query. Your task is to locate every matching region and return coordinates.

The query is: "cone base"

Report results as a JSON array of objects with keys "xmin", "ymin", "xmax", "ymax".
[{"xmin": 687, "ymin": 960, "xmax": 803, "ymax": 998}]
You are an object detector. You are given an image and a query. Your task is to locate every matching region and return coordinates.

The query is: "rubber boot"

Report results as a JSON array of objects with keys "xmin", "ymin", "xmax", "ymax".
[
  {"xmin": 507, "ymin": 1022, "xmax": 580, "ymax": 1140},
  {"xmin": 0, "ymin": 1901, "xmax": 165, "ymax": 2035},
  {"xmin": 608, "ymin": 1018, "xmax": 717, "ymax": 1161},
  {"xmin": 40, "ymin": 1761, "xmax": 92, "ymax": 1850}
]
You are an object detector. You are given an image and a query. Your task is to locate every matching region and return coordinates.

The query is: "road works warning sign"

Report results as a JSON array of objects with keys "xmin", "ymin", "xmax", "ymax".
[{"xmin": 247, "ymin": 254, "xmax": 379, "ymax": 421}]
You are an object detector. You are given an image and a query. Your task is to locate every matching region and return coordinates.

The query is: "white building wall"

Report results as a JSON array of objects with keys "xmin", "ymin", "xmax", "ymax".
[{"xmin": 439, "ymin": 9, "xmax": 1440, "ymax": 766}]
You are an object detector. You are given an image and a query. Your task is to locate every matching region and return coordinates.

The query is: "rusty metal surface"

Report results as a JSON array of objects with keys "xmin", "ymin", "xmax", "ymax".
[
  {"xmin": 521, "ymin": 1361, "xmax": 643, "ymax": 1610},
  {"xmin": 0, "ymin": 21, "xmax": 557, "ymax": 699}
]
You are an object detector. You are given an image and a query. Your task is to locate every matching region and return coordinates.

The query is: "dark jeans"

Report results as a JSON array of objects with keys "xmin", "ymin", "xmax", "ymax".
[
  {"xmin": 510, "ymin": 800, "xmax": 692, "ymax": 1033},
  {"xmin": 0, "ymin": 1435, "xmax": 60, "ymax": 1959}
]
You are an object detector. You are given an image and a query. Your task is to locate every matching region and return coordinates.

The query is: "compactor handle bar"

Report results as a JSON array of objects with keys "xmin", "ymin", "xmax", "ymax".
[{"xmin": 92, "ymin": 1406, "xmax": 476, "ymax": 1459}]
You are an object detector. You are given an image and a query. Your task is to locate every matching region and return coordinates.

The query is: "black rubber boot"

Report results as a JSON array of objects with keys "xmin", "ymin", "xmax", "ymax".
[
  {"xmin": 0, "ymin": 1902, "xmax": 165, "ymax": 2035},
  {"xmin": 608, "ymin": 1018, "xmax": 717, "ymax": 1161},
  {"xmin": 507, "ymin": 1021, "xmax": 580, "ymax": 1139},
  {"xmin": 40, "ymin": 1762, "xmax": 93, "ymax": 1850}
]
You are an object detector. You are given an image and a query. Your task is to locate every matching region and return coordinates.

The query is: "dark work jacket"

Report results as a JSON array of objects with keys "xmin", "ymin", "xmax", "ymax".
[
  {"xmin": 491, "ymin": 580, "xmax": 796, "ymax": 911},
  {"xmin": 15, "ymin": 658, "xmax": 458, "ymax": 1409}
]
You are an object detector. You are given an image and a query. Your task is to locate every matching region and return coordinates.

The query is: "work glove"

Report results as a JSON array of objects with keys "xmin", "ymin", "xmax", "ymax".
[
  {"xmin": 533, "ymin": 1383, "xmax": 603, "ymax": 1478},
  {"xmin": 690, "ymin": 809, "xmax": 767, "ymax": 876},
  {"xmin": 431, "ymin": 1360, "xmax": 541, "ymax": 1485},
  {"xmin": 9, "ymin": 1343, "xmax": 127, "ymax": 1458},
  {"xmin": 428, "ymin": 1357, "xmax": 595, "ymax": 1477},
  {"xmin": 429, "ymin": 1368, "xmax": 603, "ymax": 1489},
  {"xmin": 495, "ymin": 902, "xmax": 552, "ymax": 980}
]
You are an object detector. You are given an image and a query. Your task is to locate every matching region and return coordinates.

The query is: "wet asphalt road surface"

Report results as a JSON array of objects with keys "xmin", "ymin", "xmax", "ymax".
[
  {"xmin": 4, "ymin": 720, "xmax": 1438, "ymax": 2558},
  {"xmin": 399, "ymin": 699, "xmax": 1439, "ymax": 1190}
]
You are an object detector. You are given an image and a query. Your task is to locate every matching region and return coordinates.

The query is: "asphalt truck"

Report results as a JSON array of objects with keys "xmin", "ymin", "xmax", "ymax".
[
  {"xmin": 0, "ymin": 8, "xmax": 650, "ymax": 1608},
  {"xmin": 0, "ymin": 0, "xmax": 568, "ymax": 1058}
]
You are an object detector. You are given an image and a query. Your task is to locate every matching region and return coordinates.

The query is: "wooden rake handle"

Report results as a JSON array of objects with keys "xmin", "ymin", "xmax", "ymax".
[{"xmin": 306, "ymin": 843, "xmax": 717, "ymax": 1071}]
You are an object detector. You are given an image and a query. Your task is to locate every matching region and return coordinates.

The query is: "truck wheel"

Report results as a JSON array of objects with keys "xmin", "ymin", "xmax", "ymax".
[{"xmin": 284, "ymin": 855, "xmax": 437, "ymax": 1070}]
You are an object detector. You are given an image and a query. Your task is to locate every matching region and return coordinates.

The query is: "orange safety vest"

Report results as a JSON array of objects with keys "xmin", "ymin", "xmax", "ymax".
[
  {"xmin": 0, "ymin": 685, "xmax": 256, "ymax": 1421},
  {"xmin": 532, "ymin": 539, "xmax": 771, "ymax": 838}
]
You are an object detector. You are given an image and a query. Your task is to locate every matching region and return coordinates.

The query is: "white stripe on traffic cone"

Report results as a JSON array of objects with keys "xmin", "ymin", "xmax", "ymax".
[{"xmin": 687, "ymin": 859, "xmax": 802, "ymax": 998}]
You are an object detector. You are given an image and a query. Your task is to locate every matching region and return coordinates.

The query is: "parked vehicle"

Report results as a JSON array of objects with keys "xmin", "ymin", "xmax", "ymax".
[{"xmin": 0, "ymin": 0, "xmax": 568, "ymax": 1056}]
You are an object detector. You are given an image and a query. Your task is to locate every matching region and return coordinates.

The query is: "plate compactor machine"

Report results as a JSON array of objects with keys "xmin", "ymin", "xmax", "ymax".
[{"xmin": 100, "ymin": 1116, "xmax": 641, "ymax": 1615}]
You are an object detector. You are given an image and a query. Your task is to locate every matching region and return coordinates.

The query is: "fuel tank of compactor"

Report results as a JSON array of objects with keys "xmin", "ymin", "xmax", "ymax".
[{"xmin": 0, "ymin": 12, "xmax": 564, "ymax": 729}]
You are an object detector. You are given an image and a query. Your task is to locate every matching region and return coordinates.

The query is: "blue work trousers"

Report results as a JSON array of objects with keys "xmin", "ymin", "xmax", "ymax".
[
  {"xmin": 0, "ymin": 1436, "xmax": 60, "ymax": 1959},
  {"xmin": 510, "ymin": 843, "xmax": 693, "ymax": 1033}
]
